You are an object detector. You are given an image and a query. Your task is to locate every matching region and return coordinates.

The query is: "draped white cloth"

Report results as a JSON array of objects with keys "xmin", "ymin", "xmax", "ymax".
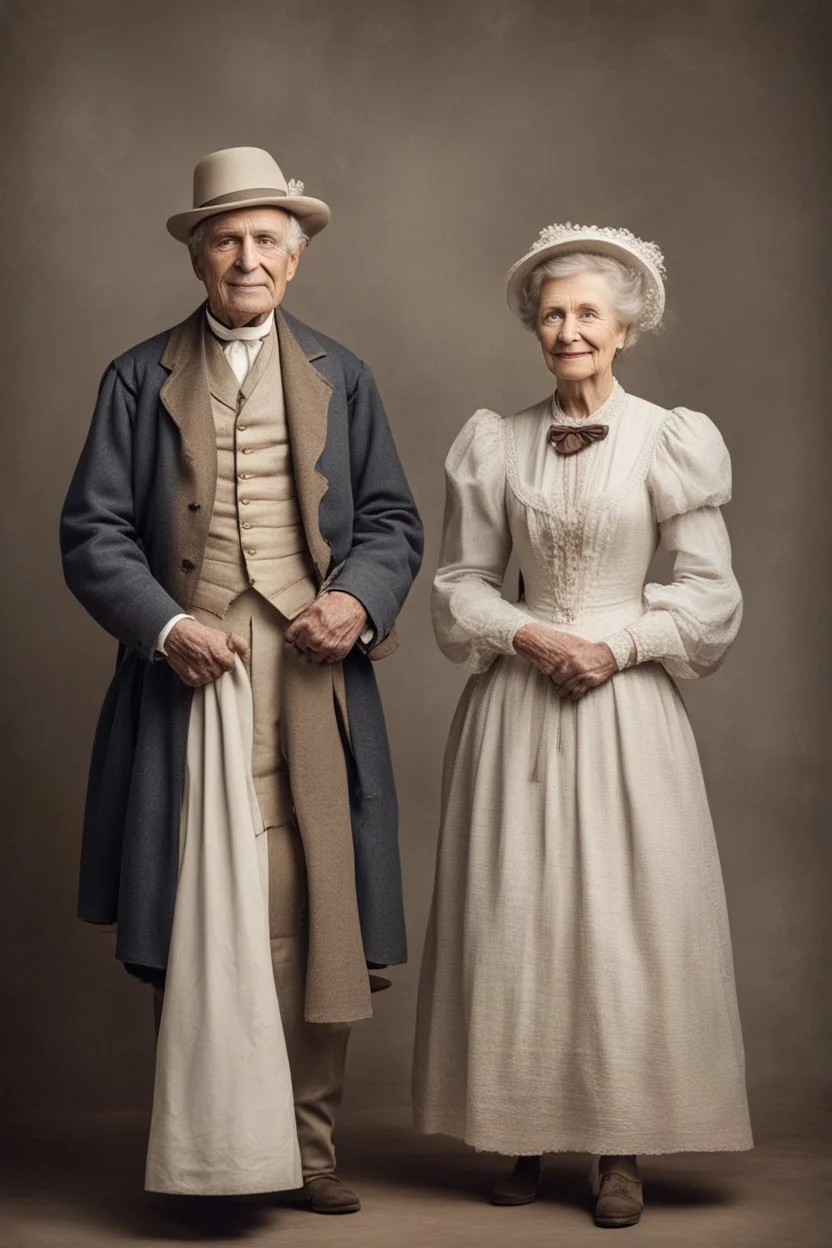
[
  {"xmin": 413, "ymin": 388, "xmax": 753, "ymax": 1156},
  {"xmin": 145, "ymin": 656, "xmax": 301, "ymax": 1195}
]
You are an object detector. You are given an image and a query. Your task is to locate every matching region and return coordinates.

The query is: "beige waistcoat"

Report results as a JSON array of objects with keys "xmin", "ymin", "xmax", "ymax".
[{"xmin": 192, "ymin": 325, "xmax": 318, "ymax": 619}]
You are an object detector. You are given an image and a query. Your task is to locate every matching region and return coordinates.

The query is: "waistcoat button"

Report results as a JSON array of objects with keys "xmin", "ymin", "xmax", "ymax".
[
  {"xmin": 242, "ymin": 447, "xmax": 252, "ymax": 455},
  {"xmin": 237, "ymin": 424, "xmax": 247, "ymax": 431},
  {"xmin": 181, "ymin": 558, "xmax": 195, "ymax": 571},
  {"xmin": 241, "ymin": 521, "xmax": 252, "ymax": 529},
  {"xmin": 188, "ymin": 502, "xmax": 201, "ymax": 511}
]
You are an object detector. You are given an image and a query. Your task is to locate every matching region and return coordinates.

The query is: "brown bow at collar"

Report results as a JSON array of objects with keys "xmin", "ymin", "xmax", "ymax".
[{"xmin": 546, "ymin": 424, "xmax": 609, "ymax": 455}]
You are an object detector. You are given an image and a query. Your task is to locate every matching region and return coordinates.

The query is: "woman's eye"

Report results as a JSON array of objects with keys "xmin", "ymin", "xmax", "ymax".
[
  {"xmin": 544, "ymin": 311, "xmax": 562, "ymax": 322},
  {"xmin": 581, "ymin": 310, "xmax": 597, "ymax": 319}
]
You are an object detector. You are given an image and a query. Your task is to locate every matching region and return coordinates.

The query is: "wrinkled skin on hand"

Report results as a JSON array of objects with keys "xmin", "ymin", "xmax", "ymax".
[
  {"xmin": 513, "ymin": 622, "xmax": 620, "ymax": 701},
  {"xmin": 165, "ymin": 618, "xmax": 249, "ymax": 687},
  {"xmin": 284, "ymin": 590, "xmax": 368, "ymax": 664}
]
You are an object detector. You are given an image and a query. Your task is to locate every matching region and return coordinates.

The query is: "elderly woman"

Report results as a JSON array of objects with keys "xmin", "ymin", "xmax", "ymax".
[{"xmin": 412, "ymin": 225, "xmax": 752, "ymax": 1228}]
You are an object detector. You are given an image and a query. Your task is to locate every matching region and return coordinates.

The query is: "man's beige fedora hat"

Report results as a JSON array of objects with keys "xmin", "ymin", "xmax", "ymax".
[{"xmin": 166, "ymin": 146, "xmax": 331, "ymax": 243}]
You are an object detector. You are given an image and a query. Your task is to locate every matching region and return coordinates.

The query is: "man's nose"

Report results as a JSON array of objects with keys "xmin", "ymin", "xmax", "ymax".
[{"xmin": 236, "ymin": 236, "xmax": 259, "ymax": 271}]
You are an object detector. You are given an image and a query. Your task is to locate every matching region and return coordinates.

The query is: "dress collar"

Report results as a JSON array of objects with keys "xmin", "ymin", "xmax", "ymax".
[
  {"xmin": 552, "ymin": 376, "xmax": 626, "ymax": 427},
  {"xmin": 205, "ymin": 306, "xmax": 275, "ymax": 342}
]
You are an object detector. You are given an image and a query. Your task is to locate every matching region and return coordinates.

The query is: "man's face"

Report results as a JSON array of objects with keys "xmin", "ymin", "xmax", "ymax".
[{"xmin": 191, "ymin": 207, "xmax": 303, "ymax": 328}]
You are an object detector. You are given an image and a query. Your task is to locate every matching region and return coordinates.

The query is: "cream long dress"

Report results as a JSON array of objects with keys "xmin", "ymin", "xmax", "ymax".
[{"xmin": 412, "ymin": 381, "xmax": 753, "ymax": 1156}]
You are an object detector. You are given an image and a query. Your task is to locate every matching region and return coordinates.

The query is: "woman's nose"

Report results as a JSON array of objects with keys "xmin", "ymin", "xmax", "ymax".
[{"xmin": 558, "ymin": 315, "xmax": 580, "ymax": 342}]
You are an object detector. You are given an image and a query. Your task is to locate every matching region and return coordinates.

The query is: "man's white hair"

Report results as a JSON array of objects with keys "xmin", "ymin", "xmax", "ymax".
[
  {"xmin": 187, "ymin": 209, "xmax": 308, "ymax": 263},
  {"xmin": 519, "ymin": 252, "xmax": 660, "ymax": 349}
]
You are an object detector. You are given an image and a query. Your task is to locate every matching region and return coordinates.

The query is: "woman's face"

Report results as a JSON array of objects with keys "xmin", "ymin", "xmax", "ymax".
[{"xmin": 537, "ymin": 270, "xmax": 628, "ymax": 384}]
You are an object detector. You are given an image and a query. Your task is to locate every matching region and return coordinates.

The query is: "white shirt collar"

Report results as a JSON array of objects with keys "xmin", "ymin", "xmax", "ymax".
[{"xmin": 205, "ymin": 306, "xmax": 275, "ymax": 342}]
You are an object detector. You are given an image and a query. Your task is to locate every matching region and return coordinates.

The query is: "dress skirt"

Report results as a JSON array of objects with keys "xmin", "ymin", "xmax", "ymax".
[{"xmin": 412, "ymin": 652, "xmax": 753, "ymax": 1156}]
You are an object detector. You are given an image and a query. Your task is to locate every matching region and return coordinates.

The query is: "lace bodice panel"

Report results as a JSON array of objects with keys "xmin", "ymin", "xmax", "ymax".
[
  {"xmin": 432, "ymin": 387, "xmax": 742, "ymax": 679},
  {"xmin": 504, "ymin": 385, "xmax": 660, "ymax": 629}
]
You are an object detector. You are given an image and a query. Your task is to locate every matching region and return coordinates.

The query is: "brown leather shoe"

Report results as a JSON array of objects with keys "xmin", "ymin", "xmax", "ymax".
[
  {"xmin": 593, "ymin": 1158, "xmax": 643, "ymax": 1228},
  {"xmin": 491, "ymin": 1155, "xmax": 541, "ymax": 1206},
  {"xmin": 304, "ymin": 1174, "xmax": 362, "ymax": 1214}
]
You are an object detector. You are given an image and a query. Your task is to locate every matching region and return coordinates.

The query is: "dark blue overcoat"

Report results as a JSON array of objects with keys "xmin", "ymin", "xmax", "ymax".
[{"xmin": 60, "ymin": 304, "xmax": 423, "ymax": 979}]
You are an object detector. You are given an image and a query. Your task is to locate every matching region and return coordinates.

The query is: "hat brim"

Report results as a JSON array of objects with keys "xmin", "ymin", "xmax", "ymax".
[
  {"xmin": 505, "ymin": 236, "xmax": 665, "ymax": 328},
  {"xmin": 166, "ymin": 195, "xmax": 331, "ymax": 244}
]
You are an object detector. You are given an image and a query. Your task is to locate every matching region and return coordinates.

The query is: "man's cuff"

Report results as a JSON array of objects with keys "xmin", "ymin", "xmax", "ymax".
[{"xmin": 154, "ymin": 613, "xmax": 193, "ymax": 658}]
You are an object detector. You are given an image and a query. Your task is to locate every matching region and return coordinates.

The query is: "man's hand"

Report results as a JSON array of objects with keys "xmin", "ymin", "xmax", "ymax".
[
  {"xmin": 513, "ymin": 622, "xmax": 619, "ymax": 701},
  {"xmin": 285, "ymin": 591, "xmax": 368, "ymax": 664},
  {"xmin": 164, "ymin": 618, "xmax": 249, "ymax": 687}
]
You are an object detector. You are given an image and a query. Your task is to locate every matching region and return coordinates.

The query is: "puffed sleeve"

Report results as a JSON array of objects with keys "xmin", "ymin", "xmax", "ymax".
[
  {"xmin": 603, "ymin": 407, "xmax": 743, "ymax": 680},
  {"xmin": 432, "ymin": 410, "xmax": 532, "ymax": 672}
]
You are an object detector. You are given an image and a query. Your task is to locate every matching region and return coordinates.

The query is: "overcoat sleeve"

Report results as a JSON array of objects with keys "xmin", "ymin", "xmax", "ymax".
[
  {"xmin": 326, "ymin": 362, "xmax": 423, "ymax": 643},
  {"xmin": 60, "ymin": 363, "xmax": 183, "ymax": 661}
]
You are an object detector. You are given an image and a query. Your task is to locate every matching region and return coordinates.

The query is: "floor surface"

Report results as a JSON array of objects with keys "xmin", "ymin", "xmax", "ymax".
[{"xmin": 1, "ymin": 1102, "xmax": 828, "ymax": 1248}]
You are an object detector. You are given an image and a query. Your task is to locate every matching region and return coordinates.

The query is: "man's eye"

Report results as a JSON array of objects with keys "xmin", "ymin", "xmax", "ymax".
[{"xmin": 581, "ymin": 310, "xmax": 598, "ymax": 318}]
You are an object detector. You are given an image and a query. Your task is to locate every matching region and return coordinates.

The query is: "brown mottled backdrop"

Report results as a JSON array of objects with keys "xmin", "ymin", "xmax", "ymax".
[{"xmin": 0, "ymin": 0, "xmax": 829, "ymax": 1230}]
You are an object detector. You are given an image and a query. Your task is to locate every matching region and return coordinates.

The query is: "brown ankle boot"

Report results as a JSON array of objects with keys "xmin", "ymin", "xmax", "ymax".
[
  {"xmin": 303, "ymin": 1173, "xmax": 361, "ymax": 1214},
  {"xmin": 491, "ymin": 1155, "xmax": 541, "ymax": 1206},
  {"xmin": 593, "ymin": 1155, "xmax": 643, "ymax": 1227}
]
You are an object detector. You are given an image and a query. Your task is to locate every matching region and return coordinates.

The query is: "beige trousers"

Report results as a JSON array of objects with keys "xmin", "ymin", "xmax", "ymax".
[{"xmin": 157, "ymin": 589, "xmax": 351, "ymax": 1181}]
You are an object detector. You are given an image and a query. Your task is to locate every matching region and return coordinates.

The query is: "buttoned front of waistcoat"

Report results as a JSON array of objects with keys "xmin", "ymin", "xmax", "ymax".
[
  {"xmin": 192, "ymin": 324, "xmax": 318, "ymax": 620},
  {"xmin": 158, "ymin": 306, "xmax": 337, "ymax": 622}
]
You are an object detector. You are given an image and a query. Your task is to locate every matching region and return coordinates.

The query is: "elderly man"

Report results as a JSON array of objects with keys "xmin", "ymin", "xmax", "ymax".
[{"xmin": 60, "ymin": 147, "xmax": 423, "ymax": 1213}]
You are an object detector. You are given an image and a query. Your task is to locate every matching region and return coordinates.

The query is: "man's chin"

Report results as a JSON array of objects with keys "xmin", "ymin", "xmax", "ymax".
[{"xmin": 224, "ymin": 298, "xmax": 276, "ymax": 326}]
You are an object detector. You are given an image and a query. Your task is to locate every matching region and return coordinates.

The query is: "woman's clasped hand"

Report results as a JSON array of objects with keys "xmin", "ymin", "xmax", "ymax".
[{"xmin": 513, "ymin": 621, "xmax": 621, "ymax": 701}]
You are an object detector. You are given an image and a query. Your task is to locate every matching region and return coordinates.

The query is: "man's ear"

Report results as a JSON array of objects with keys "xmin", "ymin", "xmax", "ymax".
[
  {"xmin": 190, "ymin": 252, "xmax": 203, "ymax": 282},
  {"xmin": 286, "ymin": 239, "xmax": 306, "ymax": 283}
]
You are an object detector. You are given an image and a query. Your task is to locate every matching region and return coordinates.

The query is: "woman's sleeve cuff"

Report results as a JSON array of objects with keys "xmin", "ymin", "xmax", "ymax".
[{"xmin": 603, "ymin": 627, "xmax": 637, "ymax": 671}]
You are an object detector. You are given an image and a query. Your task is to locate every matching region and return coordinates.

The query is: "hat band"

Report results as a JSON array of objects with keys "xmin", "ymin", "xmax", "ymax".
[{"xmin": 199, "ymin": 186, "xmax": 288, "ymax": 208}]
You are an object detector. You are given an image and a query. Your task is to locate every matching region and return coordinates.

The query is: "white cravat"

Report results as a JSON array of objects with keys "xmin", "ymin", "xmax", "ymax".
[{"xmin": 206, "ymin": 306, "xmax": 275, "ymax": 386}]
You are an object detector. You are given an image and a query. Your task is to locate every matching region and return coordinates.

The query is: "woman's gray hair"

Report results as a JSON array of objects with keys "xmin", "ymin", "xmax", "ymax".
[
  {"xmin": 518, "ymin": 252, "xmax": 659, "ymax": 349},
  {"xmin": 187, "ymin": 210, "xmax": 308, "ymax": 264}
]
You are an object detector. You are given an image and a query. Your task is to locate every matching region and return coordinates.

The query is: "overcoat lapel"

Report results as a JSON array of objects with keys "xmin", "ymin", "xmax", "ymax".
[
  {"xmin": 160, "ymin": 306, "xmax": 218, "ymax": 607},
  {"xmin": 203, "ymin": 329, "xmax": 239, "ymax": 411},
  {"xmin": 276, "ymin": 310, "xmax": 333, "ymax": 581}
]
